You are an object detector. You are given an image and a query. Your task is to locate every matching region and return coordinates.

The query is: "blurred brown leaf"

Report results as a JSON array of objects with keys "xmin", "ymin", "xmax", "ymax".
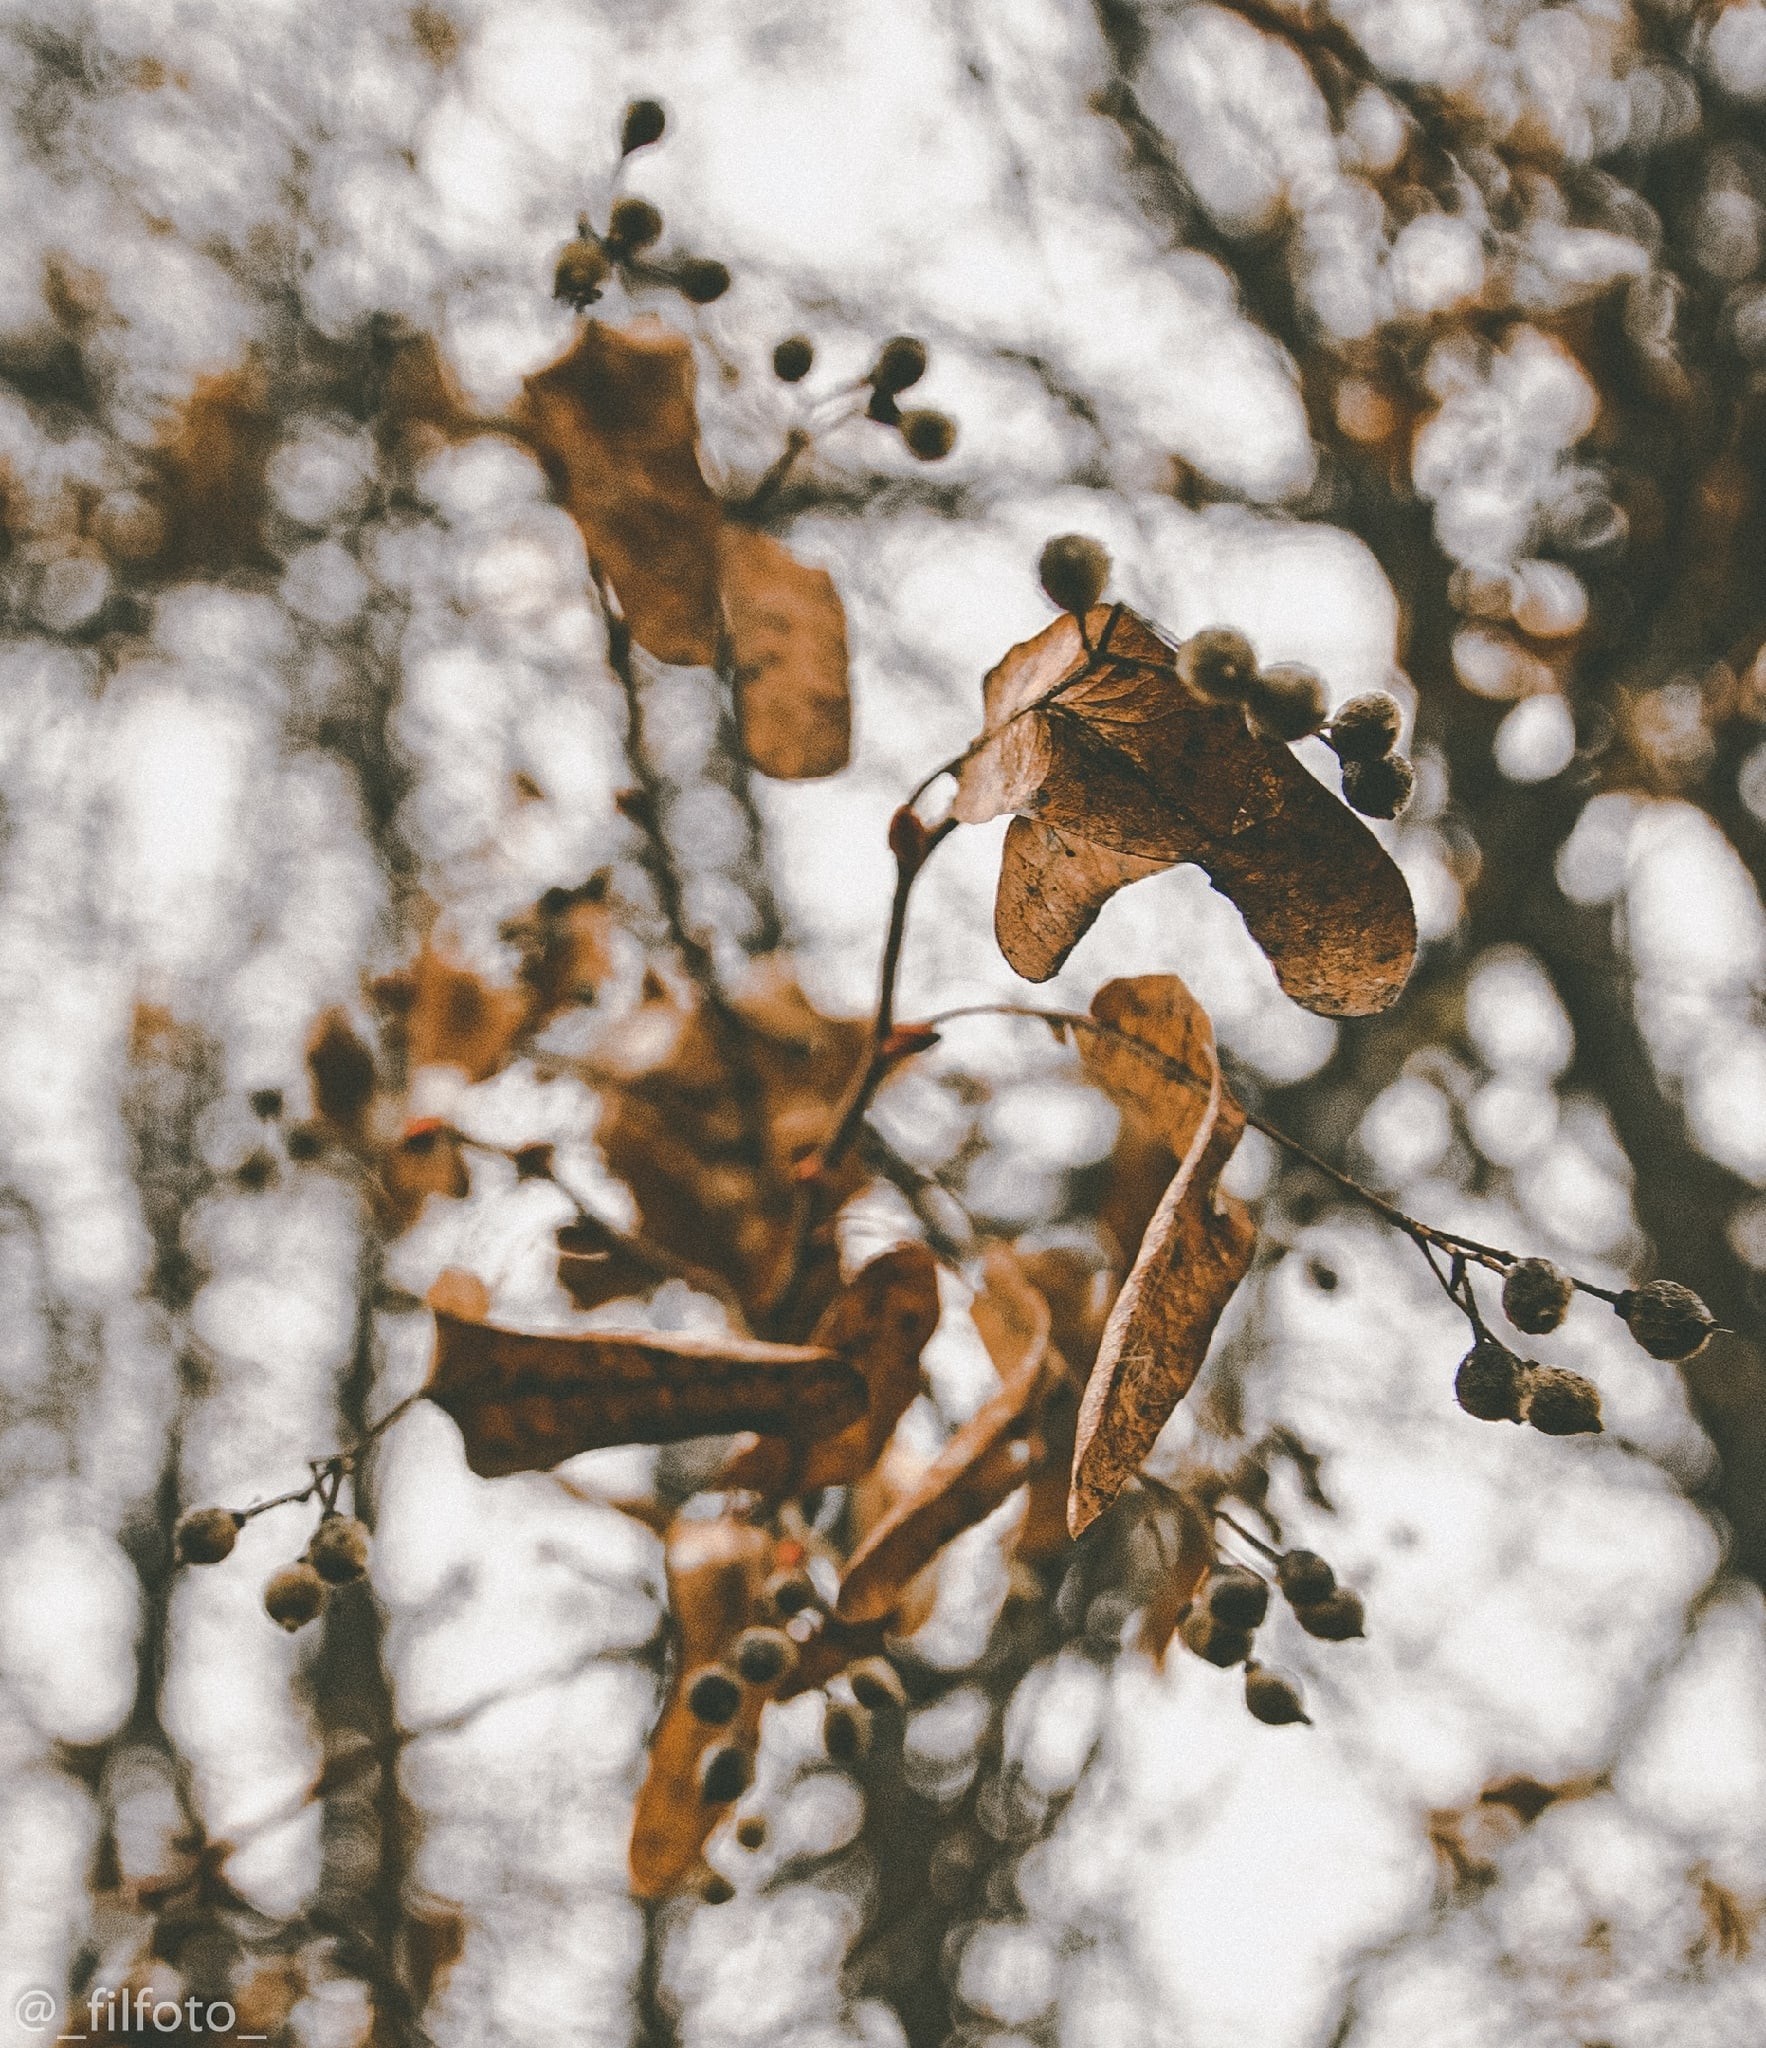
[
  {"xmin": 954, "ymin": 607, "xmax": 1416, "ymax": 1015},
  {"xmin": 148, "ymin": 364, "xmax": 276, "ymax": 577},
  {"xmin": 719, "ymin": 526, "xmax": 852, "ymax": 778}
]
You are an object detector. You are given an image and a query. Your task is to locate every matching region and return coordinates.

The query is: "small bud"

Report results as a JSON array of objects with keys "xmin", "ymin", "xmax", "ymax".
[
  {"xmin": 1455, "ymin": 1338, "xmax": 1527, "ymax": 1424},
  {"xmin": 1523, "ymin": 1365, "xmax": 1603, "ymax": 1436},
  {"xmin": 772, "ymin": 335, "xmax": 814, "ymax": 382},
  {"xmin": 763, "ymin": 1569, "xmax": 818, "ymax": 1617},
  {"xmin": 845, "ymin": 1656, "xmax": 906, "ymax": 1713},
  {"xmin": 1179, "ymin": 1607, "xmax": 1254, "ymax": 1668},
  {"xmin": 1244, "ymin": 663, "xmax": 1327, "ymax": 742},
  {"xmin": 899, "ymin": 409, "xmax": 956, "ymax": 461},
  {"xmin": 175, "ymin": 1507, "xmax": 241, "ymax": 1566},
  {"xmin": 1294, "ymin": 1589, "xmax": 1364, "ymax": 1641},
  {"xmin": 1340, "ymin": 753, "xmax": 1415, "ymax": 820},
  {"xmin": 1204, "ymin": 1566, "xmax": 1270, "ymax": 1631},
  {"xmin": 621, "ymin": 99, "xmax": 666, "ymax": 154},
  {"xmin": 1616, "ymin": 1280, "xmax": 1716, "ymax": 1361},
  {"xmin": 1176, "ymin": 628, "xmax": 1258, "ymax": 706},
  {"xmin": 685, "ymin": 1667, "xmax": 743, "ymax": 1725},
  {"xmin": 1502, "ymin": 1258, "xmax": 1574, "ymax": 1336},
  {"xmin": 286, "ymin": 1124, "xmax": 325, "ymax": 1162},
  {"xmin": 248, "ymin": 1088, "xmax": 283, "ymax": 1120},
  {"xmin": 699, "ymin": 1872, "xmax": 735, "ymax": 1905},
  {"xmin": 1325, "ymin": 691, "xmax": 1403, "ymax": 763},
  {"xmin": 1244, "ymin": 1663, "xmax": 1311, "ymax": 1727},
  {"xmin": 553, "ymin": 234, "xmax": 610, "ymax": 311},
  {"xmin": 1276, "ymin": 1550, "xmax": 1336, "ymax": 1606},
  {"xmin": 825, "ymin": 1699, "xmax": 873, "ymax": 1763},
  {"xmin": 865, "ymin": 386, "xmax": 901, "ymax": 426},
  {"xmin": 307, "ymin": 1515, "xmax": 371, "ymax": 1585},
  {"xmin": 732, "ymin": 1625, "xmax": 797, "ymax": 1687},
  {"xmin": 264, "ymin": 1562, "xmax": 327, "ymax": 1632},
  {"xmin": 678, "ymin": 258, "xmax": 731, "ymax": 304},
  {"xmin": 698, "ymin": 1744, "xmax": 752, "ymax": 1804},
  {"xmin": 606, "ymin": 196, "xmax": 663, "ymax": 254},
  {"xmin": 870, "ymin": 335, "xmax": 927, "ymax": 395},
  {"xmin": 887, "ymin": 804, "xmax": 931, "ymax": 870},
  {"xmin": 1038, "ymin": 534, "xmax": 1111, "ymax": 616},
  {"xmin": 735, "ymin": 1814, "xmax": 768, "ymax": 1850}
]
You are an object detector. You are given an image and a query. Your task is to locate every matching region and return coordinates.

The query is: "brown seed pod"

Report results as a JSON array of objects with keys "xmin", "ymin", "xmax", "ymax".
[
  {"xmin": 685, "ymin": 1668, "xmax": 743, "ymax": 1726},
  {"xmin": 1175, "ymin": 627, "xmax": 1258, "ymax": 706},
  {"xmin": 1294, "ymin": 1589, "xmax": 1365, "ymax": 1641},
  {"xmin": 553, "ymin": 234, "xmax": 610, "ymax": 311},
  {"xmin": 1455, "ymin": 1338, "xmax": 1528, "ymax": 1424},
  {"xmin": 772, "ymin": 335, "xmax": 814, "ymax": 382},
  {"xmin": 307, "ymin": 1515, "xmax": 370, "ymax": 1585},
  {"xmin": 698, "ymin": 1744, "xmax": 752, "ymax": 1805},
  {"xmin": 845, "ymin": 1656, "xmax": 907, "ymax": 1713},
  {"xmin": 606, "ymin": 196, "xmax": 663, "ymax": 254},
  {"xmin": 1326, "ymin": 691, "xmax": 1403, "ymax": 764},
  {"xmin": 1244, "ymin": 663, "xmax": 1328, "ymax": 742},
  {"xmin": 1502, "ymin": 1258, "xmax": 1575, "ymax": 1336},
  {"xmin": 734, "ymin": 1814, "xmax": 768, "ymax": 1850},
  {"xmin": 825, "ymin": 1699, "xmax": 873, "ymax": 1764},
  {"xmin": 248, "ymin": 1088, "xmax": 283, "ymax": 1120},
  {"xmin": 1179, "ymin": 1606, "xmax": 1254, "ymax": 1668},
  {"xmin": 1038, "ymin": 534, "xmax": 1111, "ymax": 616},
  {"xmin": 1244, "ymin": 1663, "xmax": 1311, "ymax": 1726},
  {"xmin": 175, "ymin": 1507, "xmax": 241, "ymax": 1566},
  {"xmin": 1275, "ymin": 1549, "xmax": 1336, "ymax": 1606},
  {"xmin": 678, "ymin": 258, "xmax": 731, "ymax": 304},
  {"xmin": 621, "ymin": 99, "xmax": 666, "ymax": 154},
  {"xmin": 1204, "ymin": 1566, "xmax": 1270, "ymax": 1631},
  {"xmin": 1523, "ymin": 1365, "xmax": 1603, "ymax": 1436},
  {"xmin": 1340, "ymin": 753, "xmax": 1415, "ymax": 820},
  {"xmin": 762, "ymin": 1569, "xmax": 819, "ymax": 1618},
  {"xmin": 699, "ymin": 1872, "xmax": 736, "ymax": 1905},
  {"xmin": 870, "ymin": 335, "xmax": 928, "ymax": 395},
  {"xmin": 900, "ymin": 409, "xmax": 956, "ymax": 461},
  {"xmin": 1616, "ymin": 1280, "xmax": 1716, "ymax": 1361},
  {"xmin": 732, "ymin": 1626, "xmax": 798, "ymax": 1688},
  {"xmin": 264, "ymin": 1562, "xmax": 327, "ymax": 1632}
]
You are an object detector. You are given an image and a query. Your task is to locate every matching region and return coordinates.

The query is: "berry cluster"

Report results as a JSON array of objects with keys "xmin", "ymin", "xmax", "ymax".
[
  {"xmin": 1177, "ymin": 1542, "xmax": 1364, "ymax": 1726},
  {"xmin": 1324, "ymin": 691, "xmax": 1414, "ymax": 819},
  {"xmin": 552, "ymin": 101, "xmax": 730, "ymax": 312},
  {"xmin": 765, "ymin": 329, "xmax": 957, "ymax": 463},
  {"xmin": 175, "ymin": 1495, "xmax": 373, "ymax": 1631}
]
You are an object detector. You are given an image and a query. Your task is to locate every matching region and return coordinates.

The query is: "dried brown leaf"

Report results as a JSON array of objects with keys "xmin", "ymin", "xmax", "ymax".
[
  {"xmin": 1137, "ymin": 1494, "xmax": 1212, "ymax": 1661},
  {"xmin": 148, "ymin": 365, "xmax": 277, "ymax": 578},
  {"xmin": 719, "ymin": 526, "xmax": 851, "ymax": 779},
  {"xmin": 996, "ymin": 816, "xmax": 1165, "ymax": 981}
]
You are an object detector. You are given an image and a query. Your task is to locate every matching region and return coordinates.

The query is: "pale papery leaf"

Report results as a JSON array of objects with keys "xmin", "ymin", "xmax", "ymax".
[{"xmin": 719, "ymin": 525, "xmax": 852, "ymax": 779}]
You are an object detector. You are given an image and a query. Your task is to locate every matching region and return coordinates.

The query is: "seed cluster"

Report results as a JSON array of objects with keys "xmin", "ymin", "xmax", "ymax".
[{"xmin": 1173, "ymin": 1545, "xmax": 1365, "ymax": 1726}]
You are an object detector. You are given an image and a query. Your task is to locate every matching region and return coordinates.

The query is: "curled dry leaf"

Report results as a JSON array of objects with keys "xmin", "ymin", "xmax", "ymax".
[
  {"xmin": 1137, "ymin": 1492, "xmax": 1213, "ymax": 1662},
  {"xmin": 835, "ymin": 1247, "xmax": 1051, "ymax": 1625},
  {"xmin": 719, "ymin": 526, "xmax": 851, "ymax": 778},
  {"xmin": 719, "ymin": 1243, "xmax": 940, "ymax": 1493},
  {"xmin": 1068, "ymin": 977, "xmax": 1257, "ymax": 1535},
  {"xmin": 954, "ymin": 608, "xmax": 1416, "ymax": 1016},
  {"xmin": 424, "ymin": 1301, "xmax": 865, "ymax": 1480}
]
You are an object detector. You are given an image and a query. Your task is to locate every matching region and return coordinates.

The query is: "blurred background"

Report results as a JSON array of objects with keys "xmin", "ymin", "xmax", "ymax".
[{"xmin": 2, "ymin": 1, "xmax": 1766, "ymax": 2044}]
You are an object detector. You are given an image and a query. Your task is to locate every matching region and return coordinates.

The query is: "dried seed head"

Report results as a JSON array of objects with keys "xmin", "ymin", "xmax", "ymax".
[
  {"xmin": 1502, "ymin": 1258, "xmax": 1575, "ymax": 1336},
  {"xmin": 264, "ymin": 1562, "xmax": 327, "ymax": 1632},
  {"xmin": 1523, "ymin": 1365, "xmax": 1603, "ymax": 1436},
  {"xmin": 606, "ymin": 196, "xmax": 663, "ymax": 253},
  {"xmin": 175, "ymin": 1507, "xmax": 241, "ymax": 1567},
  {"xmin": 900, "ymin": 409, "xmax": 956, "ymax": 461},
  {"xmin": 248, "ymin": 1088, "xmax": 283, "ymax": 1120},
  {"xmin": 698, "ymin": 1744, "xmax": 752, "ymax": 1804},
  {"xmin": 845, "ymin": 1656, "xmax": 907, "ymax": 1713},
  {"xmin": 1204, "ymin": 1566, "xmax": 1270, "ymax": 1631},
  {"xmin": 865, "ymin": 386, "xmax": 902, "ymax": 426},
  {"xmin": 772, "ymin": 335, "xmax": 814, "ymax": 382},
  {"xmin": 699, "ymin": 1873, "xmax": 735, "ymax": 1905},
  {"xmin": 1326, "ymin": 691, "xmax": 1403, "ymax": 763},
  {"xmin": 1275, "ymin": 1549, "xmax": 1336, "ymax": 1606},
  {"xmin": 1244, "ymin": 1663, "xmax": 1311, "ymax": 1726},
  {"xmin": 870, "ymin": 335, "xmax": 928, "ymax": 395},
  {"xmin": 308, "ymin": 1514, "xmax": 371, "ymax": 1585},
  {"xmin": 732, "ymin": 1626, "xmax": 797, "ymax": 1688},
  {"xmin": 1179, "ymin": 1606, "xmax": 1254, "ymax": 1668},
  {"xmin": 825, "ymin": 1699, "xmax": 873, "ymax": 1763},
  {"xmin": 678, "ymin": 258, "xmax": 732, "ymax": 304},
  {"xmin": 734, "ymin": 1814, "xmax": 768, "ymax": 1850},
  {"xmin": 553, "ymin": 234, "xmax": 610, "ymax": 311},
  {"xmin": 1294, "ymin": 1589, "xmax": 1365, "ymax": 1641},
  {"xmin": 1176, "ymin": 628, "xmax": 1258, "ymax": 706},
  {"xmin": 621, "ymin": 99, "xmax": 666, "ymax": 153},
  {"xmin": 1244, "ymin": 663, "xmax": 1328, "ymax": 742},
  {"xmin": 1617, "ymin": 1280, "xmax": 1716, "ymax": 1361},
  {"xmin": 763, "ymin": 1568, "xmax": 819, "ymax": 1617},
  {"xmin": 1455, "ymin": 1338, "xmax": 1528, "ymax": 1424},
  {"xmin": 286, "ymin": 1124, "xmax": 324, "ymax": 1162},
  {"xmin": 1038, "ymin": 534, "xmax": 1111, "ymax": 616},
  {"xmin": 685, "ymin": 1667, "xmax": 743, "ymax": 1726},
  {"xmin": 1341, "ymin": 752, "xmax": 1415, "ymax": 819}
]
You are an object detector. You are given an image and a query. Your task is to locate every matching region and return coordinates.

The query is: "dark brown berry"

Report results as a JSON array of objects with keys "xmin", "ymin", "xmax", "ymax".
[
  {"xmin": 698, "ymin": 1744, "xmax": 751, "ymax": 1804},
  {"xmin": 264, "ymin": 1562, "xmax": 327, "ymax": 1632},
  {"xmin": 678, "ymin": 259, "xmax": 731, "ymax": 304},
  {"xmin": 845, "ymin": 1657, "xmax": 906, "ymax": 1713},
  {"xmin": 732, "ymin": 1626, "xmax": 797, "ymax": 1687},
  {"xmin": 1204, "ymin": 1566, "xmax": 1270, "ymax": 1631},
  {"xmin": 870, "ymin": 335, "xmax": 927, "ymax": 395},
  {"xmin": 699, "ymin": 1872, "xmax": 735, "ymax": 1905},
  {"xmin": 865, "ymin": 386, "xmax": 901, "ymax": 426},
  {"xmin": 553, "ymin": 235, "xmax": 610, "ymax": 310},
  {"xmin": 1340, "ymin": 753, "xmax": 1415, "ymax": 819},
  {"xmin": 685, "ymin": 1667, "xmax": 742, "ymax": 1725},
  {"xmin": 825, "ymin": 1699, "xmax": 873, "ymax": 1763},
  {"xmin": 772, "ymin": 335, "xmax": 814, "ymax": 382},
  {"xmin": 175, "ymin": 1507, "xmax": 241, "ymax": 1566},
  {"xmin": 1244, "ymin": 663, "xmax": 1328, "ymax": 742},
  {"xmin": 513, "ymin": 1142, "xmax": 555, "ymax": 1181},
  {"xmin": 1244, "ymin": 1664, "xmax": 1311, "ymax": 1726},
  {"xmin": 735, "ymin": 1814, "xmax": 767, "ymax": 1850},
  {"xmin": 1455, "ymin": 1339, "xmax": 1527, "ymax": 1423},
  {"xmin": 248, "ymin": 1088, "xmax": 283, "ymax": 1120},
  {"xmin": 1294, "ymin": 1589, "xmax": 1364, "ymax": 1641},
  {"xmin": 900, "ymin": 409, "xmax": 956, "ymax": 461},
  {"xmin": 235, "ymin": 1149, "xmax": 277, "ymax": 1192},
  {"xmin": 606, "ymin": 196, "xmax": 663, "ymax": 253},
  {"xmin": 1176, "ymin": 628, "xmax": 1258, "ymax": 705},
  {"xmin": 1180, "ymin": 1607, "xmax": 1254, "ymax": 1667},
  {"xmin": 1502, "ymin": 1258, "xmax": 1574, "ymax": 1336},
  {"xmin": 286, "ymin": 1124, "xmax": 325, "ymax": 1162},
  {"xmin": 1523, "ymin": 1366, "xmax": 1603, "ymax": 1436},
  {"xmin": 1616, "ymin": 1280, "xmax": 1716, "ymax": 1361},
  {"xmin": 1038, "ymin": 534, "xmax": 1111, "ymax": 616},
  {"xmin": 1326, "ymin": 691, "xmax": 1403, "ymax": 763},
  {"xmin": 1275, "ymin": 1550, "xmax": 1336, "ymax": 1606},
  {"xmin": 308, "ymin": 1515, "xmax": 370, "ymax": 1585},
  {"xmin": 763, "ymin": 1569, "xmax": 818, "ymax": 1617},
  {"xmin": 621, "ymin": 99, "xmax": 666, "ymax": 154}
]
